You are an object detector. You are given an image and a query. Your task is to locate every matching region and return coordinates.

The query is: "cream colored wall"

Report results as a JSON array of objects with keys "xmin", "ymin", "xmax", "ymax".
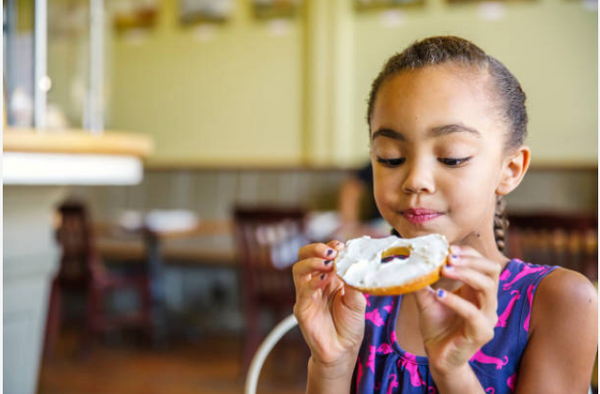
[
  {"xmin": 109, "ymin": 0, "xmax": 304, "ymax": 165},
  {"xmin": 45, "ymin": 0, "xmax": 596, "ymax": 167}
]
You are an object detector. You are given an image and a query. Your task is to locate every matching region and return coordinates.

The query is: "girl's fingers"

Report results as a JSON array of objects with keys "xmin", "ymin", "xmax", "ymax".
[
  {"xmin": 323, "ymin": 274, "xmax": 344, "ymax": 300},
  {"xmin": 326, "ymin": 239, "xmax": 345, "ymax": 252},
  {"xmin": 298, "ymin": 240, "xmax": 344, "ymax": 261},
  {"xmin": 295, "ymin": 271, "xmax": 332, "ymax": 311},
  {"xmin": 447, "ymin": 254, "xmax": 501, "ymax": 279},
  {"xmin": 292, "ymin": 257, "xmax": 335, "ymax": 287},
  {"xmin": 449, "ymin": 244, "xmax": 481, "ymax": 258},
  {"xmin": 339, "ymin": 284, "xmax": 368, "ymax": 314},
  {"xmin": 442, "ymin": 265, "xmax": 496, "ymax": 292},
  {"xmin": 434, "ymin": 289, "xmax": 495, "ymax": 344},
  {"xmin": 442, "ymin": 264, "xmax": 497, "ymax": 312}
]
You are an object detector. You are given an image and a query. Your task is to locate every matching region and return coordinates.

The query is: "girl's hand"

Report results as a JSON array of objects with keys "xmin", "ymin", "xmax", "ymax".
[
  {"xmin": 412, "ymin": 245, "xmax": 501, "ymax": 376},
  {"xmin": 293, "ymin": 241, "xmax": 367, "ymax": 370}
]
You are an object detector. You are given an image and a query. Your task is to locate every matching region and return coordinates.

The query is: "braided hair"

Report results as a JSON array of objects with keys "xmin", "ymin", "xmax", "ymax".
[{"xmin": 371, "ymin": 36, "xmax": 526, "ymax": 252}]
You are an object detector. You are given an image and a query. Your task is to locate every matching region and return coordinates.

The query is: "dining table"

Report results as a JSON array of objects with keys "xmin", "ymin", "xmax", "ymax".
[{"xmin": 94, "ymin": 218, "xmax": 236, "ymax": 347}]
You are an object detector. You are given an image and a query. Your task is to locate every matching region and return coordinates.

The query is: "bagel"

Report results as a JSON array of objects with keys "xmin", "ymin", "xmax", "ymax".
[{"xmin": 334, "ymin": 234, "xmax": 449, "ymax": 296}]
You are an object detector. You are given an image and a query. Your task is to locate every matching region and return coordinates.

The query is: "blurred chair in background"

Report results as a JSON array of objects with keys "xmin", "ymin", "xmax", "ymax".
[
  {"xmin": 507, "ymin": 212, "xmax": 598, "ymax": 393},
  {"xmin": 233, "ymin": 206, "xmax": 309, "ymax": 374},
  {"xmin": 507, "ymin": 212, "xmax": 598, "ymax": 281},
  {"xmin": 44, "ymin": 200, "xmax": 153, "ymax": 358}
]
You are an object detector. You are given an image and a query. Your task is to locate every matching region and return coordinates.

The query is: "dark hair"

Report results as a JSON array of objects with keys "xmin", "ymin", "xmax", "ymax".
[{"xmin": 373, "ymin": 36, "xmax": 527, "ymax": 252}]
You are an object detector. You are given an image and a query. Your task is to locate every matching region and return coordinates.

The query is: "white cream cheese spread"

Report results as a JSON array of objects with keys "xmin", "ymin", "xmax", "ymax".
[{"xmin": 335, "ymin": 234, "xmax": 449, "ymax": 289}]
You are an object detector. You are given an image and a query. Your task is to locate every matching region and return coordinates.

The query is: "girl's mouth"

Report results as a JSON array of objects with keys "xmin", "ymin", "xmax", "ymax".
[{"xmin": 401, "ymin": 208, "xmax": 443, "ymax": 224}]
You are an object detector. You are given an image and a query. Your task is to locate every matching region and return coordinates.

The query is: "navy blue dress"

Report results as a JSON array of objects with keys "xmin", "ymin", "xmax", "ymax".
[{"xmin": 353, "ymin": 259, "xmax": 557, "ymax": 394}]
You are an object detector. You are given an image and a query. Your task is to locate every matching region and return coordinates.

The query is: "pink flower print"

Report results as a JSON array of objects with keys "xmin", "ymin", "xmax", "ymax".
[
  {"xmin": 503, "ymin": 265, "xmax": 545, "ymax": 290},
  {"xmin": 377, "ymin": 343, "xmax": 394, "ymax": 355},
  {"xmin": 386, "ymin": 374, "xmax": 399, "ymax": 394},
  {"xmin": 382, "ymin": 299, "xmax": 395, "ymax": 314},
  {"xmin": 367, "ymin": 345, "xmax": 376, "ymax": 373},
  {"xmin": 390, "ymin": 330, "xmax": 397, "ymax": 344},
  {"xmin": 364, "ymin": 293, "xmax": 371, "ymax": 307},
  {"xmin": 485, "ymin": 388, "xmax": 495, "ymax": 394},
  {"xmin": 398, "ymin": 354, "xmax": 425, "ymax": 387},
  {"xmin": 524, "ymin": 284, "xmax": 535, "ymax": 332},
  {"xmin": 428, "ymin": 387, "xmax": 438, "ymax": 394},
  {"xmin": 507, "ymin": 373, "xmax": 518, "ymax": 392},
  {"xmin": 365, "ymin": 308, "xmax": 385, "ymax": 327},
  {"xmin": 356, "ymin": 361, "xmax": 363, "ymax": 385},
  {"xmin": 499, "ymin": 268, "xmax": 512, "ymax": 282},
  {"xmin": 470, "ymin": 349, "xmax": 509, "ymax": 369},
  {"xmin": 496, "ymin": 290, "xmax": 521, "ymax": 328}
]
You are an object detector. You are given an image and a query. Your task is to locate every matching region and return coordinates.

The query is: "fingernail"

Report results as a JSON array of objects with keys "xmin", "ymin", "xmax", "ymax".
[
  {"xmin": 326, "ymin": 249, "xmax": 334, "ymax": 256},
  {"xmin": 451, "ymin": 254, "xmax": 459, "ymax": 261},
  {"xmin": 320, "ymin": 273, "xmax": 326, "ymax": 280},
  {"xmin": 437, "ymin": 289, "xmax": 446, "ymax": 298},
  {"xmin": 445, "ymin": 264, "xmax": 454, "ymax": 270},
  {"xmin": 324, "ymin": 260, "xmax": 332, "ymax": 265}
]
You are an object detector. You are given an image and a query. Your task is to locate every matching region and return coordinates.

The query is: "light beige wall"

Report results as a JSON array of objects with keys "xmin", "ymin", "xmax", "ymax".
[
  {"xmin": 46, "ymin": 0, "xmax": 597, "ymax": 167},
  {"xmin": 109, "ymin": 0, "xmax": 304, "ymax": 165}
]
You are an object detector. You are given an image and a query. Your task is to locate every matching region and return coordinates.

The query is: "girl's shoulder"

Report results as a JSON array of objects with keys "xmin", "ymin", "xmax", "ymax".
[
  {"xmin": 531, "ymin": 265, "xmax": 597, "ymax": 330},
  {"xmin": 514, "ymin": 265, "xmax": 597, "ymax": 392},
  {"xmin": 501, "ymin": 258, "xmax": 596, "ymax": 329}
]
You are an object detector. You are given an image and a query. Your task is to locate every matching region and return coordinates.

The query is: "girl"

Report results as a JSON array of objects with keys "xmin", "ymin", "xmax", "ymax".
[{"xmin": 292, "ymin": 36, "xmax": 597, "ymax": 393}]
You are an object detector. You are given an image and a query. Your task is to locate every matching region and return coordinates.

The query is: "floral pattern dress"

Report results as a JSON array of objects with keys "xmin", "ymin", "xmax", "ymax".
[{"xmin": 353, "ymin": 259, "xmax": 557, "ymax": 394}]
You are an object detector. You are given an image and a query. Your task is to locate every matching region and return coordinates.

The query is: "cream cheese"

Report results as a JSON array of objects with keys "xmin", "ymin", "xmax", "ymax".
[{"xmin": 335, "ymin": 234, "xmax": 449, "ymax": 289}]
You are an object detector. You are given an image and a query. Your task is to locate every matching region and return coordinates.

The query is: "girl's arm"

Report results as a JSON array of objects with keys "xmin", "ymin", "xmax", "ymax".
[
  {"xmin": 515, "ymin": 269, "xmax": 598, "ymax": 394},
  {"xmin": 306, "ymin": 355, "xmax": 358, "ymax": 394},
  {"xmin": 429, "ymin": 364, "xmax": 485, "ymax": 394},
  {"xmin": 292, "ymin": 241, "xmax": 366, "ymax": 394}
]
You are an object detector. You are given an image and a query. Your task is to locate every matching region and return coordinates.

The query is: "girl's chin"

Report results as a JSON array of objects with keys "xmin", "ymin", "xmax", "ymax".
[{"xmin": 394, "ymin": 227, "xmax": 447, "ymax": 239}]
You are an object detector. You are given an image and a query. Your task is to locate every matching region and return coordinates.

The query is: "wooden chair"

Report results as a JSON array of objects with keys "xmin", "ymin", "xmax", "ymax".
[
  {"xmin": 233, "ymin": 206, "xmax": 309, "ymax": 373},
  {"xmin": 507, "ymin": 212, "xmax": 598, "ymax": 281},
  {"xmin": 44, "ymin": 201, "xmax": 152, "ymax": 358}
]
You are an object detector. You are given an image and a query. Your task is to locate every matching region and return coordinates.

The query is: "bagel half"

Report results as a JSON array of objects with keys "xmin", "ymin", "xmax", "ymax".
[{"xmin": 334, "ymin": 234, "xmax": 449, "ymax": 296}]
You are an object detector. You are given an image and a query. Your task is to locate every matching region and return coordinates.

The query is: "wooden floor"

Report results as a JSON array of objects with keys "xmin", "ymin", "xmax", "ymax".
[{"xmin": 37, "ymin": 330, "xmax": 308, "ymax": 394}]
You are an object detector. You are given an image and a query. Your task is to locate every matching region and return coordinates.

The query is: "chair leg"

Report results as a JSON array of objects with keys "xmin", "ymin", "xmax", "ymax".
[
  {"xmin": 80, "ymin": 286, "xmax": 101, "ymax": 358},
  {"xmin": 43, "ymin": 279, "xmax": 62, "ymax": 359}
]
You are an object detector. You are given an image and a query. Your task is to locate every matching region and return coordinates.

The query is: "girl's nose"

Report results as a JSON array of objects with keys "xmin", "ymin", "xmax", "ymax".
[{"xmin": 402, "ymin": 160, "xmax": 435, "ymax": 195}]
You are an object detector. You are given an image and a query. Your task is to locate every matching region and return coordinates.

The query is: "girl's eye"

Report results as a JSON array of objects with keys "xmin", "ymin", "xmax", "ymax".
[
  {"xmin": 438, "ymin": 157, "xmax": 472, "ymax": 167},
  {"xmin": 377, "ymin": 157, "xmax": 406, "ymax": 167}
]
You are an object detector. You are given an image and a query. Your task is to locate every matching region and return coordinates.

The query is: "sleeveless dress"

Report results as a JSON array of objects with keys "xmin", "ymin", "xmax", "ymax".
[{"xmin": 353, "ymin": 259, "xmax": 557, "ymax": 394}]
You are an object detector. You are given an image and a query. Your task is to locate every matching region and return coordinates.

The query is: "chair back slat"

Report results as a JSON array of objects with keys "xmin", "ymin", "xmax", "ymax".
[
  {"xmin": 56, "ymin": 201, "xmax": 98, "ymax": 286},
  {"xmin": 234, "ymin": 206, "xmax": 308, "ymax": 301}
]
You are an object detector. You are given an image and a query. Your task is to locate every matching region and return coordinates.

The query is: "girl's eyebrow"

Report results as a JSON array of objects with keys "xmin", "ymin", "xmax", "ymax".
[
  {"xmin": 371, "ymin": 128, "xmax": 405, "ymax": 141},
  {"xmin": 371, "ymin": 124, "xmax": 481, "ymax": 141},
  {"xmin": 428, "ymin": 124, "xmax": 481, "ymax": 138}
]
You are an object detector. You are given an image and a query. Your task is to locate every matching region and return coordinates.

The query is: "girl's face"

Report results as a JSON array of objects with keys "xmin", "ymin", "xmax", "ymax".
[{"xmin": 370, "ymin": 65, "xmax": 509, "ymax": 247}]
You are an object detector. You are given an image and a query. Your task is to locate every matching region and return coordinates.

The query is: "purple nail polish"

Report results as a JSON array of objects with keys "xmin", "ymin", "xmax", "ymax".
[
  {"xmin": 320, "ymin": 273, "xmax": 326, "ymax": 280},
  {"xmin": 437, "ymin": 289, "xmax": 446, "ymax": 298},
  {"xmin": 326, "ymin": 249, "xmax": 334, "ymax": 256},
  {"xmin": 324, "ymin": 260, "xmax": 332, "ymax": 265},
  {"xmin": 445, "ymin": 264, "xmax": 454, "ymax": 270}
]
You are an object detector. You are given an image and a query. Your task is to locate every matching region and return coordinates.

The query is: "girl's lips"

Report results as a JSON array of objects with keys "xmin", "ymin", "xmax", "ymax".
[{"xmin": 401, "ymin": 209, "xmax": 443, "ymax": 224}]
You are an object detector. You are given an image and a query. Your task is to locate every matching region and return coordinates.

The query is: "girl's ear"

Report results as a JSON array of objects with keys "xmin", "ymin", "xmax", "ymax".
[{"xmin": 496, "ymin": 146, "xmax": 531, "ymax": 196}]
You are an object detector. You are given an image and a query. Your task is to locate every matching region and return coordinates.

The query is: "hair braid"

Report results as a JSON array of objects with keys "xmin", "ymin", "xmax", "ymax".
[{"xmin": 494, "ymin": 196, "xmax": 509, "ymax": 252}]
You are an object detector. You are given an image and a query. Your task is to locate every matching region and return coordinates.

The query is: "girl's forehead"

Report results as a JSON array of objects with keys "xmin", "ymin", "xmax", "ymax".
[{"xmin": 371, "ymin": 65, "xmax": 501, "ymax": 138}]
